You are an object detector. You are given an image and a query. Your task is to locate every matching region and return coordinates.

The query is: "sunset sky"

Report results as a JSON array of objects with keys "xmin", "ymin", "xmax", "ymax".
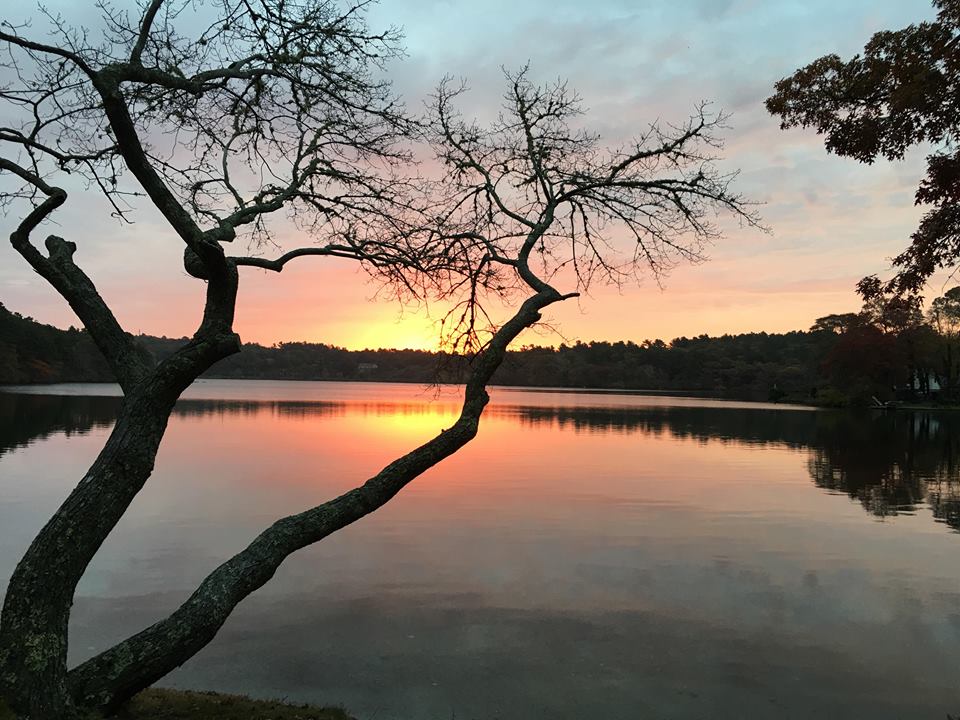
[{"xmin": 0, "ymin": 0, "xmax": 939, "ymax": 350}]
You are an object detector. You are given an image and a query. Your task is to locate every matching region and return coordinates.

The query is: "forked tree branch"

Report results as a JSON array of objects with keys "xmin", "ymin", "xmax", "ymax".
[
  {"xmin": 67, "ymin": 277, "xmax": 573, "ymax": 710},
  {"xmin": 1, "ymin": 157, "xmax": 153, "ymax": 391}
]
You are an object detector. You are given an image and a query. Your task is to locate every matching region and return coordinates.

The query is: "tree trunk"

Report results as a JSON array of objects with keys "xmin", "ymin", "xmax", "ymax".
[
  {"xmin": 0, "ymin": 330, "xmax": 240, "ymax": 718},
  {"xmin": 0, "ymin": 390, "xmax": 176, "ymax": 717},
  {"xmin": 68, "ymin": 289, "xmax": 566, "ymax": 712}
]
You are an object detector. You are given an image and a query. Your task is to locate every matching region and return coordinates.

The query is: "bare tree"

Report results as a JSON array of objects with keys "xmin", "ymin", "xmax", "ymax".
[{"xmin": 0, "ymin": 3, "xmax": 756, "ymax": 717}]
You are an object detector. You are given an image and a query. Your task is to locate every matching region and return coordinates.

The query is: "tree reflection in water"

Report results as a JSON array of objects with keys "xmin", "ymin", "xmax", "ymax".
[
  {"xmin": 0, "ymin": 393, "xmax": 119, "ymax": 457},
  {"xmin": 504, "ymin": 403, "xmax": 960, "ymax": 533},
  {"xmin": 808, "ymin": 412, "xmax": 960, "ymax": 531}
]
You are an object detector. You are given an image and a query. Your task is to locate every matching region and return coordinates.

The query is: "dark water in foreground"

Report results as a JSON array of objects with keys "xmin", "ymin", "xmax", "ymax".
[{"xmin": 1, "ymin": 380, "xmax": 959, "ymax": 719}]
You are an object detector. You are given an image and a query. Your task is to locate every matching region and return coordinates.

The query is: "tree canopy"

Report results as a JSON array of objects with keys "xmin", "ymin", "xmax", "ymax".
[{"xmin": 766, "ymin": 0, "xmax": 960, "ymax": 299}]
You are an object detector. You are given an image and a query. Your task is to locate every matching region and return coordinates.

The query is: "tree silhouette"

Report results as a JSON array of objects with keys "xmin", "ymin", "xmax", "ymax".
[
  {"xmin": 0, "ymin": 2, "xmax": 755, "ymax": 716},
  {"xmin": 766, "ymin": 0, "xmax": 960, "ymax": 300}
]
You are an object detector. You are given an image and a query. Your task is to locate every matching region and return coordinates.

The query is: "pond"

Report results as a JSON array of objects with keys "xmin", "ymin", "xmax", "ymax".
[{"xmin": 1, "ymin": 380, "xmax": 958, "ymax": 719}]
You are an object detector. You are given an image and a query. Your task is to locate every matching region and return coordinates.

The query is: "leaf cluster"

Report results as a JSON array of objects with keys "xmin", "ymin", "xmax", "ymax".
[{"xmin": 766, "ymin": 0, "xmax": 960, "ymax": 297}]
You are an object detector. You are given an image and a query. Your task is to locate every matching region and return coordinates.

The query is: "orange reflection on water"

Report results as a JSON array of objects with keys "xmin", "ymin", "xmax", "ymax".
[{"xmin": 157, "ymin": 389, "xmax": 815, "ymax": 522}]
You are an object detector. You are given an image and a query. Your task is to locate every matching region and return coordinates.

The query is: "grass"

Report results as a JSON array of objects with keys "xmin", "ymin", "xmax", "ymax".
[
  {"xmin": 117, "ymin": 689, "xmax": 356, "ymax": 720},
  {"xmin": 2, "ymin": 689, "xmax": 355, "ymax": 719}
]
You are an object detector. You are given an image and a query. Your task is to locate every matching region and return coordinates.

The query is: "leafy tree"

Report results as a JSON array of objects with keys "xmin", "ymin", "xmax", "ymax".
[
  {"xmin": 0, "ymin": 303, "xmax": 113, "ymax": 383},
  {"xmin": 766, "ymin": 0, "xmax": 960, "ymax": 299},
  {"xmin": 927, "ymin": 286, "xmax": 960, "ymax": 396},
  {"xmin": 929, "ymin": 286, "xmax": 960, "ymax": 332},
  {"xmin": 810, "ymin": 313, "xmax": 861, "ymax": 335},
  {"xmin": 812, "ymin": 287, "xmax": 939, "ymax": 404},
  {"xmin": 0, "ymin": 2, "xmax": 755, "ymax": 717},
  {"xmin": 821, "ymin": 322, "xmax": 903, "ymax": 403},
  {"xmin": 857, "ymin": 276, "xmax": 925, "ymax": 333}
]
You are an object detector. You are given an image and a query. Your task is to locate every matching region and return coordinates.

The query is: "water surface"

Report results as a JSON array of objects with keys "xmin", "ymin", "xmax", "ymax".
[{"xmin": 1, "ymin": 381, "xmax": 958, "ymax": 719}]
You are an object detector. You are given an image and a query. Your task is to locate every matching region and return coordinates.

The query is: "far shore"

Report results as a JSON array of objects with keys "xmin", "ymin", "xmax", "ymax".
[{"xmin": 7, "ymin": 377, "xmax": 960, "ymax": 410}]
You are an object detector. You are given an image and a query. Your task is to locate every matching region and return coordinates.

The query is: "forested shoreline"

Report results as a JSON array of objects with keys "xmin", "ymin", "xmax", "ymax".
[{"xmin": 5, "ymin": 299, "xmax": 960, "ymax": 406}]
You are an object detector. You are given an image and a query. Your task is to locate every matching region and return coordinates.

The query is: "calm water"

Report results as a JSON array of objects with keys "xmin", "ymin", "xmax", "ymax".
[{"xmin": 1, "ymin": 380, "xmax": 959, "ymax": 719}]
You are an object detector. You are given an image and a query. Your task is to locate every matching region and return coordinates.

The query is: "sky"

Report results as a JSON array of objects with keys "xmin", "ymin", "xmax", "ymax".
[{"xmin": 0, "ymin": 0, "xmax": 941, "ymax": 350}]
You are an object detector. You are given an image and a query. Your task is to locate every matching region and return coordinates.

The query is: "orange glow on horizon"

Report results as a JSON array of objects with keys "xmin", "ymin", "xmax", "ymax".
[
  {"xmin": 237, "ymin": 281, "xmax": 864, "ymax": 352},
  {"xmin": 339, "ymin": 317, "xmax": 447, "ymax": 352}
]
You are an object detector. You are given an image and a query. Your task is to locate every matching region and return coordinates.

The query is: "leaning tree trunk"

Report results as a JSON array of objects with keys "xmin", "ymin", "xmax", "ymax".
[
  {"xmin": 67, "ymin": 288, "xmax": 568, "ymax": 713},
  {"xmin": 0, "ymin": 390, "xmax": 175, "ymax": 718},
  {"xmin": 0, "ymin": 159, "xmax": 242, "ymax": 718},
  {"xmin": 0, "ymin": 326, "xmax": 239, "ymax": 718}
]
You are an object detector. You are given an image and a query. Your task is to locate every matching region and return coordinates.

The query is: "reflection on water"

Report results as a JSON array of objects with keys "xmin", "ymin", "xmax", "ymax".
[
  {"xmin": 5, "ymin": 390, "xmax": 958, "ymax": 533},
  {"xmin": 0, "ymin": 393, "xmax": 117, "ymax": 457},
  {"xmin": 504, "ymin": 403, "xmax": 817, "ymax": 447},
  {"xmin": 1, "ymin": 382, "xmax": 959, "ymax": 719},
  {"xmin": 807, "ymin": 412, "xmax": 960, "ymax": 532}
]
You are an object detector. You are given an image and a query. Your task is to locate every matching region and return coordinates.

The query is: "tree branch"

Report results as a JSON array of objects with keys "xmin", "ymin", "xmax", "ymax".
[
  {"xmin": 232, "ymin": 245, "xmax": 367, "ymax": 271},
  {"xmin": 130, "ymin": 0, "xmax": 165, "ymax": 65},
  {"xmin": 91, "ymin": 71, "xmax": 222, "ymax": 267},
  {"xmin": 0, "ymin": 29, "xmax": 94, "ymax": 76},
  {"xmin": 67, "ymin": 280, "xmax": 572, "ymax": 711},
  {"xmin": 232, "ymin": 237, "xmax": 429, "ymax": 272},
  {"xmin": 1, "ymin": 157, "xmax": 153, "ymax": 391}
]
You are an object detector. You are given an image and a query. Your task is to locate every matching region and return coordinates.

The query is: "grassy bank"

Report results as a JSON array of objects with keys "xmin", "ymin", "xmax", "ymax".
[
  {"xmin": 0, "ymin": 689, "xmax": 355, "ymax": 720},
  {"xmin": 120, "ymin": 689, "xmax": 355, "ymax": 719}
]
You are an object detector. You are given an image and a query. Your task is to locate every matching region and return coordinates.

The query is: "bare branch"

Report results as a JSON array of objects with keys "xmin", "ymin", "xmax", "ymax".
[
  {"xmin": 0, "ymin": 157, "xmax": 152, "ymax": 391},
  {"xmin": 0, "ymin": 28, "xmax": 94, "ymax": 76},
  {"xmin": 69, "ymin": 280, "xmax": 570, "ymax": 710},
  {"xmin": 424, "ymin": 71, "xmax": 762, "ymax": 324},
  {"xmin": 130, "ymin": 0, "xmax": 165, "ymax": 65}
]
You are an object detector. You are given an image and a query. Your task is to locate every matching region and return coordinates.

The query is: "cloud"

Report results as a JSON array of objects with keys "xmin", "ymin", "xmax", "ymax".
[{"xmin": 0, "ymin": 0, "xmax": 943, "ymax": 347}]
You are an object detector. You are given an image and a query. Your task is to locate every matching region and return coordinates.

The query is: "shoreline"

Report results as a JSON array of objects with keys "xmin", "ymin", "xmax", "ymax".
[{"xmin": 1, "ymin": 689, "xmax": 354, "ymax": 720}]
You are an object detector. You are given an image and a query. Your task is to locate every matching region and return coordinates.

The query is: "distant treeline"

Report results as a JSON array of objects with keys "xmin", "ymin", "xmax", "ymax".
[
  {"xmin": 0, "ymin": 303, "xmax": 112, "ymax": 383},
  {"xmin": 4, "ymin": 296, "xmax": 960, "ymax": 406}
]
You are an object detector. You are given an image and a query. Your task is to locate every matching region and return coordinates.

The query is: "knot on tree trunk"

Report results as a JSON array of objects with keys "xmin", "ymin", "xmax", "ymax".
[
  {"xmin": 45, "ymin": 235, "xmax": 77, "ymax": 264},
  {"xmin": 183, "ymin": 246, "xmax": 210, "ymax": 279}
]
